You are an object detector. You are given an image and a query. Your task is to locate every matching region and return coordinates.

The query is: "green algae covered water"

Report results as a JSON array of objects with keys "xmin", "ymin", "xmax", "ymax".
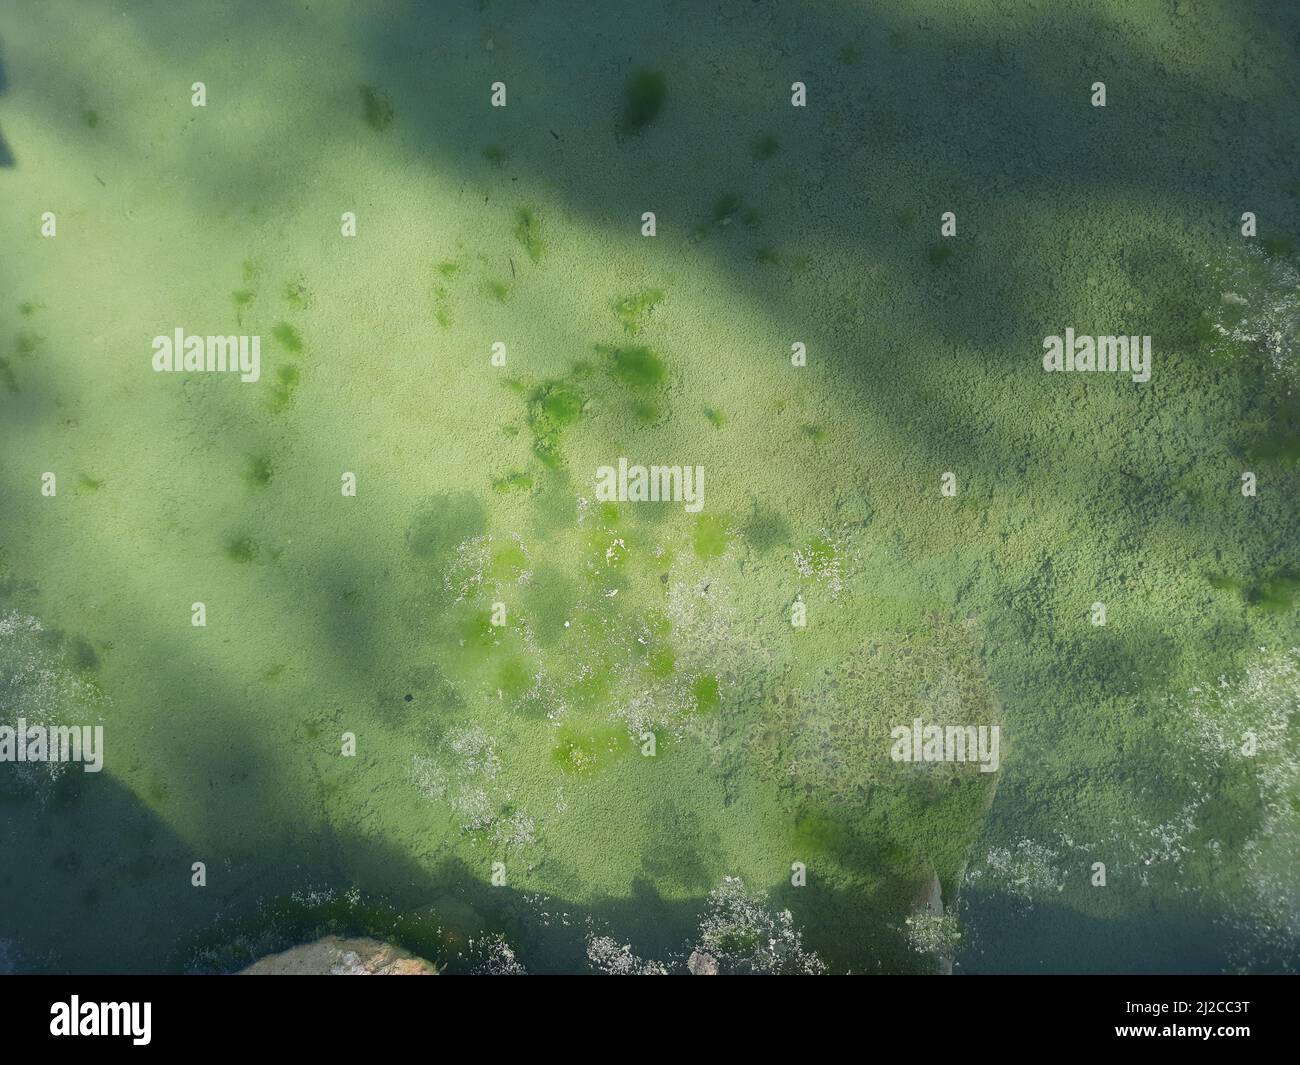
[{"xmin": 0, "ymin": 0, "xmax": 1297, "ymax": 974}]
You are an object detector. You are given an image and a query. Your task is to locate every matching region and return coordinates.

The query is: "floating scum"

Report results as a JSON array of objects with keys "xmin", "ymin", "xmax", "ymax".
[{"xmin": 0, "ymin": 0, "xmax": 1296, "ymax": 975}]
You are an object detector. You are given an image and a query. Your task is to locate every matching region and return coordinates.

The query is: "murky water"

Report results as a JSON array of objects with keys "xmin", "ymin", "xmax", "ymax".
[{"xmin": 0, "ymin": 0, "xmax": 1296, "ymax": 974}]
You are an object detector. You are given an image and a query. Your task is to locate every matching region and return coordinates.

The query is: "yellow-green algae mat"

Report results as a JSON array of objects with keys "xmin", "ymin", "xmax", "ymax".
[{"xmin": 0, "ymin": 0, "xmax": 1297, "ymax": 973}]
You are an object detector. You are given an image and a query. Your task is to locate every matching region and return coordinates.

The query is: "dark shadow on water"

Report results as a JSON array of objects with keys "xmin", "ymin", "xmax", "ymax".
[
  {"xmin": 0, "ymin": 760, "xmax": 914, "ymax": 973},
  {"xmin": 0, "ymin": 771, "xmax": 206, "ymax": 973},
  {"xmin": 957, "ymin": 888, "xmax": 1234, "ymax": 975},
  {"xmin": 0, "ymin": 38, "xmax": 14, "ymax": 167}
]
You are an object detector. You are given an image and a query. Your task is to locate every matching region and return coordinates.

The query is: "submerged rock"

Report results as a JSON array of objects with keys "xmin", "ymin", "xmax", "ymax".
[
  {"xmin": 911, "ymin": 872, "xmax": 955, "ymax": 975},
  {"xmin": 239, "ymin": 936, "xmax": 437, "ymax": 976}
]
